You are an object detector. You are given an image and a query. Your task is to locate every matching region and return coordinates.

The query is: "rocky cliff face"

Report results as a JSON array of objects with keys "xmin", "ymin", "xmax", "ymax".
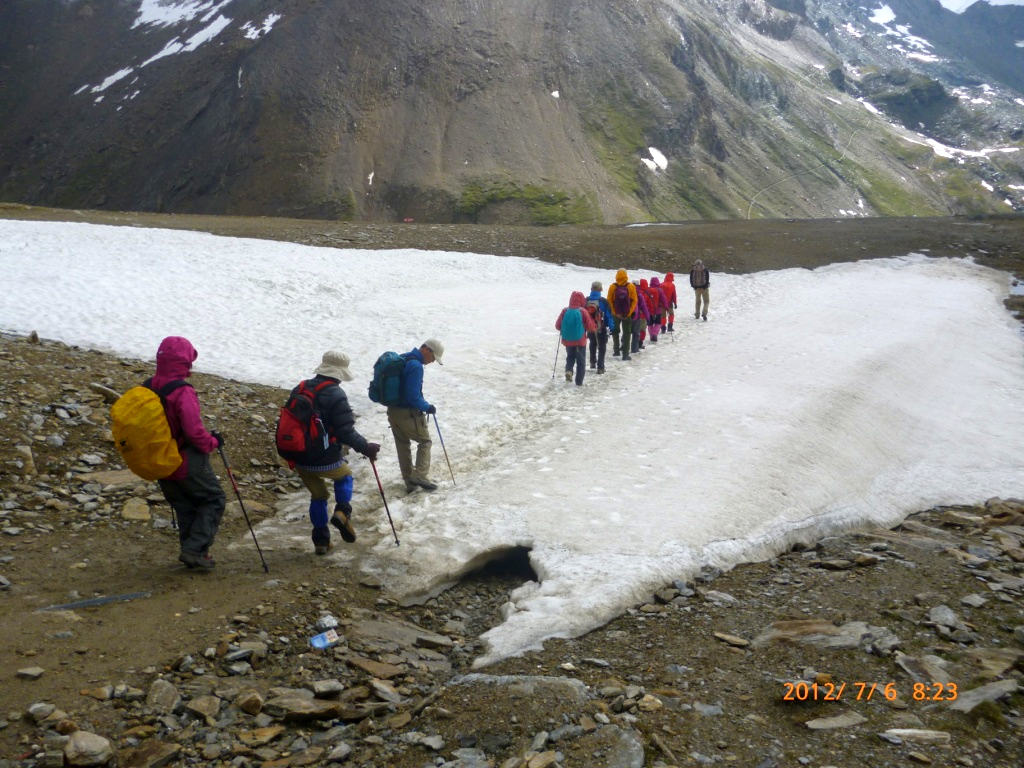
[{"xmin": 0, "ymin": 0, "xmax": 1021, "ymax": 223}]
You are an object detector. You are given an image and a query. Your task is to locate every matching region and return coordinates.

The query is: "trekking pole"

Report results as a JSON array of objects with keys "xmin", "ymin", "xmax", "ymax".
[
  {"xmin": 551, "ymin": 336, "xmax": 560, "ymax": 379},
  {"xmin": 369, "ymin": 460, "xmax": 399, "ymax": 545},
  {"xmin": 432, "ymin": 412, "xmax": 456, "ymax": 486},
  {"xmin": 217, "ymin": 444, "xmax": 270, "ymax": 573}
]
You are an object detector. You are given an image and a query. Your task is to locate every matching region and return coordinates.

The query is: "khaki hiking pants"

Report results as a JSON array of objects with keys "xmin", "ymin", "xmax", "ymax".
[
  {"xmin": 694, "ymin": 288, "xmax": 709, "ymax": 318},
  {"xmin": 387, "ymin": 406, "xmax": 433, "ymax": 484},
  {"xmin": 297, "ymin": 462, "xmax": 352, "ymax": 502}
]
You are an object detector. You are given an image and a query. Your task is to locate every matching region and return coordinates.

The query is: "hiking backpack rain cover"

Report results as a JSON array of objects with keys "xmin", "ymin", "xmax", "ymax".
[
  {"xmin": 612, "ymin": 283, "xmax": 631, "ymax": 317},
  {"xmin": 368, "ymin": 351, "xmax": 408, "ymax": 406},
  {"xmin": 560, "ymin": 307, "xmax": 585, "ymax": 342},
  {"xmin": 276, "ymin": 380, "xmax": 334, "ymax": 465},
  {"xmin": 110, "ymin": 378, "xmax": 190, "ymax": 481}
]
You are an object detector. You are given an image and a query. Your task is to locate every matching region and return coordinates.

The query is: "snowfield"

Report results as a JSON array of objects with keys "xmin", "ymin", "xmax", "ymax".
[{"xmin": 2, "ymin": 220, "xmax": 1023, "ymax": 665}]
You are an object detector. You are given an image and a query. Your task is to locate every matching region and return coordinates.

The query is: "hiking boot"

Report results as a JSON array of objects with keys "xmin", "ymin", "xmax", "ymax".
[
  {"xmin": 695, "ymin": 312, "xmax": 700, "ymax": 319},
  {"xmin": 622, "ymin": 354, "xmax": 631, "ymax": 361},
  {"xmin": 597, "ymin": 368, "xmax": 605, "ymax": 374},
  {"xmin": 661, "ymin": 325, "xmax": 667, "ymax": 333},
  {"xmin": 565, "ymin": 371, "xmax": 572, "ymax": 382},
  {"xmin": 409, "ymin": 477, "xmax": 438, "ymax": 491},
  {"xmin": 613, "ymin": 350, "xmax": 620, "ymax": 356},
  {"xmin": 312, "ymin": 526, "xmax": 332, "ymax": 555},
  {"xmin": 589, "ymin": 362, "xmax": 596, "ymax": 369},
  {"xmin": 650, "ymin": 336, "xmax": 658, "ymax": 343},
  {"xmin": 668, "ymin": 322, "xmax": 674, "ymax": 332},
  {"xmin": 702, "ymin": 314, "xmax": 707, "ymax": 321},
  {"xmin": 405, "ymin": 482, "xmax": 418, "ymax": 493},
  {"xmin": 331, "ymin": 505, "xmax": 356, "ymax": 543},
  {"xmin": 638, "ymin": 342, "xmax": 645, "ymax": 349},
  {"xmin": 179, "ymin": 551, "xmax": 215, "ymax": 570}
]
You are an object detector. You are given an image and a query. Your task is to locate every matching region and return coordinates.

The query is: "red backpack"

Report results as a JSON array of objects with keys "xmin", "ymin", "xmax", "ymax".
[
  {"xmin": 585, "ymin": 299, "xmax": 605, "ymax": 332},
  {"xmin": 640, "ymin": 285, "xmax": 659, "ymax": 315},
  {"xmin": 275, "ymin": 380, "xmax": 335, "ymax": 465}
]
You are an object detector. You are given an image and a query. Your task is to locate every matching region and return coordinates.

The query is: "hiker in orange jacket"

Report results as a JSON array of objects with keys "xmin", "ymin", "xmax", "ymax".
[{"xmin": 606, "ymin": 269, "xmax": 638, "ymax": 361}]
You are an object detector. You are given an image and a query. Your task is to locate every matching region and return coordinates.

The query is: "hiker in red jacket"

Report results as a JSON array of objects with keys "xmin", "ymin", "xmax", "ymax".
[
  {"xmin": 555, "ymin": 290, "xmax": 597, "ymax": 386},
  {"xmin": 660, "ymin": 272, "xmax": 678, "ymax": 333},
  {"xmin": 151, "ymin": 336, "xmax": 226, "ymax": 571}
]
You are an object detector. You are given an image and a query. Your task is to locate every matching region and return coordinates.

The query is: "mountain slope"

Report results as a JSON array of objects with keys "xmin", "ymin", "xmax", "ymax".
[{"xmin": 0, "ymin": 0, "xmax": 1021, "ymax": 223}]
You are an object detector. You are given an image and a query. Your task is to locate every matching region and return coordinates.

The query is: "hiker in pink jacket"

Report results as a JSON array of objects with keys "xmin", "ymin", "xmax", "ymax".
[
  {"xmin": 555, "ymin": 290, "xmax": 597, "ymax": 386},
  {"xmin": 150, "ymin": 336, "xmax": 226, "ymax": 571},
  {"xmin": 648, "ymin": 276, "xmax": 669, "ymax": 343}
]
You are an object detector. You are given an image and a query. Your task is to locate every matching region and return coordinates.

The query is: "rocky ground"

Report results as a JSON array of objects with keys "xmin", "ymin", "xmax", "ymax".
[{"xmin": 1, "ymin": 207, "xmax": 1023, "ymax": 768}]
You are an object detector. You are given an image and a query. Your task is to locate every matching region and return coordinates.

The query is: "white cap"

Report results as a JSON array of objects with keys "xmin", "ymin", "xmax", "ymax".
[
  {"xmin": 314, "ymin": 350, "xmax": 354, "ymax": 381},
  {"xmin": 423, "ymin": 338, "xmax": 445, "ymax": 365}
]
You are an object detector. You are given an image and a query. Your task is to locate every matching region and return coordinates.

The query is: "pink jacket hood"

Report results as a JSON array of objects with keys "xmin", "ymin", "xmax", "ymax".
[{"xmin": 154, "ymin": 336, "xmax": 197, "ymax": 382}]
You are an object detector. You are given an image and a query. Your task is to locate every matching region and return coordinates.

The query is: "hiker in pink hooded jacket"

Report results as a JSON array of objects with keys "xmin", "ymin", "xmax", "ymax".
[
  {"xmin": 648, "ymin": 276, "xmax": 669, "ymax": 343},
  {"xmin": 555, "ymin": 290, "xmax": 596, "ymax": 386},
  {"xmin": 150, "ymin": 336, "xmax": 226, "ymax": 571}
]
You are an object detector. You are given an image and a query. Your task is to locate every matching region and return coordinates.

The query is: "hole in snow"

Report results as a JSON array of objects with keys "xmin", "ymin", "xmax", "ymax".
[{"xmin": 456, "ymin": 545, "xmax": 538, "ymax": 585}]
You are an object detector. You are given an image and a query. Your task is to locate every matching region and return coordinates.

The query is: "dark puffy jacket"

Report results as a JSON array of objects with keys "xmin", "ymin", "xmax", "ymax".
[{"xmin": 295, "ymin": 375, "xmax": 372, "ymax": 464}]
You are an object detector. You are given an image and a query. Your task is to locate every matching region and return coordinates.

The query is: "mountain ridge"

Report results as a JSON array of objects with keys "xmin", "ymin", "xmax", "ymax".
[{"xmin": 0, "ymin": 0, "xmax": 1021, "ymax": 223}]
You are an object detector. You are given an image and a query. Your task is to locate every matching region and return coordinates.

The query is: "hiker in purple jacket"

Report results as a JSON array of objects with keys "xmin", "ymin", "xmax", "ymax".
[
  {"xmin": 555, "ymin": 290, "xmax": 597, "ymax": 386},
  {"xmin": 151, "ymin": 336, "xmax": 226, "ymax": 571},
  {"xmin": 632, "ymin": 281, "xmax": 650, "ymax": 353}
]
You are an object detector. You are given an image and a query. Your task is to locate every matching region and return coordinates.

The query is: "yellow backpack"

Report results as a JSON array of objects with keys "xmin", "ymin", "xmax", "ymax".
[{"xmin": 110, "ymin": 379, "xmax": 189, "ymax": 481}]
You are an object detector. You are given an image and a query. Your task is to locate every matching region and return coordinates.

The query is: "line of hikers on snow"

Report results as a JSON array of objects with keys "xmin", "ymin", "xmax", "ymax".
[
  {"xmin": 555, "ymin": 260, "xmax": 711, "ymax": 385},
  {"xmin": 113, "ymin": 260, "xmax": 709, "ymax": 571},
  {"xmin": 114, "ymin": 336, "xmax": 446, "ymax": 571}
]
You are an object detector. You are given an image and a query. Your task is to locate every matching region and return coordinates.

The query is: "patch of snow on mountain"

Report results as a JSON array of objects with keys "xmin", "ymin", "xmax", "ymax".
[
  {"xmin": 133, "ymin": 0, "xmax": 232, "ymax": 29},
  {"xmin": 91, "ymin": 68, "xmax": 135, "ymax": 93},
  {"xmin": 142, "ymin": 15, "xmax": 232, "ymax": 66},
  {"xmin": 241, "ymin": 13, "xmax": 281, "ymax": 40},
  {"xmin": 869, "ymin": 5, "xmax": 897, "ymax": 25},
  {"xmin": 641, "ymin": 147, "xmax": 668, "ymax": 172},
  {"xmin": 903, "ymin": 134, "xmax": 1022, "ymax": 161}
]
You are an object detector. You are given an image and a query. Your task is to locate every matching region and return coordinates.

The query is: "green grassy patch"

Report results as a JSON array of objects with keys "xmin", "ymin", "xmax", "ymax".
[{"xmin": 457, "ymin": 179, "xmax": 598, "ymax": 225}]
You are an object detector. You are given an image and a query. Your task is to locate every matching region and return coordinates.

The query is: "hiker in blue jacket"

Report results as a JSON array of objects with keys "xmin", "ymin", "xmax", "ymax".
[
  {"xmin": 585, "ymin": 281, "xmax": 616, "ymax": 374},
  {"xmin": 387, "ymin": 339, "xmax": 444, "ymax": 492}
]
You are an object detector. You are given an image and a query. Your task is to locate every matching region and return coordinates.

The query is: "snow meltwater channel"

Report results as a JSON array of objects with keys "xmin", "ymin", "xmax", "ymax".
[{"xmin": 1, "ymin": 220, "xmax": 1022, "ymax": 666}]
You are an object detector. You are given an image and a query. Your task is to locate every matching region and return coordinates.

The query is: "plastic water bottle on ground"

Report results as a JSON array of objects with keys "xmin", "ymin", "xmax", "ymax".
[{"xmin": 309, "ymin": 629, "xmax": 340, "ymax": 649}]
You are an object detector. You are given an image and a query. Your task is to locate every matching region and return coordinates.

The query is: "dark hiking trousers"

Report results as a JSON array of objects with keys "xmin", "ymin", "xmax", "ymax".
[
  {"xmin": 159, "ymin": 446, "xmax": 226, "ymax": 557},
  {"xmin": 564, "ymin": 345, "xmax": 586, "ymax": 385},
  {"xmin": 588, "ymin": 329, "xmax": 608, "ymax": 370},
  {"xmin": 613, "ymin": 317, "xmax": 634, "ymax": 359}
]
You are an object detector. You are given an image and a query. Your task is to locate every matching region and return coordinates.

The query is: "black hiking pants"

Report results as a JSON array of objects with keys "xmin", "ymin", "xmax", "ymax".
[
  {"xmin": 613, "ymin": 317, "xmax": 633, "ymax": 359},
  {"xmin": 588, "ymin": 329, "xmax": 607, "ymax": 370},
  {"xmin": 564, "ymin": 346, "xmax": 586, "ymax": 385},
  {"xmin": 158, "ymin": 446, "xmax": 226, "ymax": 557}
]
